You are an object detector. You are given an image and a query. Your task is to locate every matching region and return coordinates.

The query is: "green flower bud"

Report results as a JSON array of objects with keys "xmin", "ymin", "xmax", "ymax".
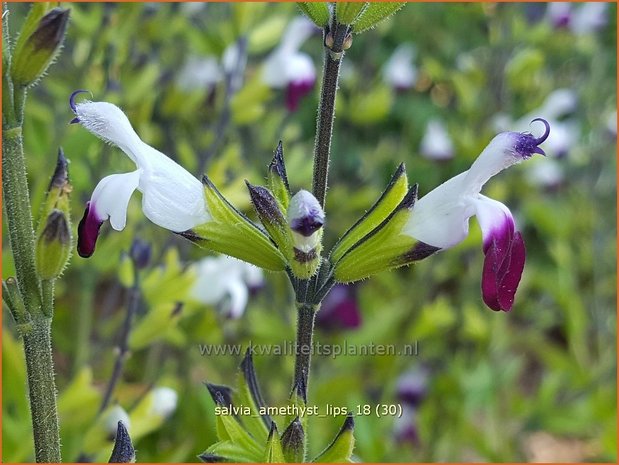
[
  {"xmin": 267, "ymin": 141, "xmax": 291, "ymax": 210},
  {"xmin": 312, "ymin": 415, "xmax": 355, "ymax": 463},
  {"xmin": 281, "ymin": 417, "xmax": 305, "ymax": 463},
  {"xmin": 11, "ymin": 7, "xmax": 70, "ymax": 87},
  {"xmin": 36, "ymin": 209, "xmax": 71, "ymax": 280}
]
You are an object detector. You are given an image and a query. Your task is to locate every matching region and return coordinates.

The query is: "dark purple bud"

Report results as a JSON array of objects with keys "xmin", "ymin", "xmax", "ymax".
[
  {"xmin": 129, "ymin": 238, "xmax": 151, "ymax": 269},
  {"xmin": 286, "ymin": 79, "xmax": 314, "ymax": 112},
  {"xmin": 268, "ymin": 141, "xmax": 290, "ymax": 193},
  {"xmin": 287, "ymin": 190, "xmax": 324, "ymax": 237},
  {"xmin": 108, "ymin": 421, "xmax": 135, "ymax": 463},
  {"xmin": 77, "ymin": 202, "xmax": 104, "ymax": 258},
  {"xmin": 316, "ymin": 284, "xmax": 362, "ymax": 331},
  {"xmin": 393, "ymin": 407, "xmax": 420, "ymax": 447},
  {"xmin": 49, "ymin": 147, "xmax": 69, "ymax": 190}
]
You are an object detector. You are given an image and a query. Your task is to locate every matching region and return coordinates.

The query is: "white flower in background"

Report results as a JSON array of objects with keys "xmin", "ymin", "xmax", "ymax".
[
  {"xmin": 382, "ymin": 43, "xmax": 417, "ymax": 91},
  {"xmin": 104, "ymin": 405, "xmax": 131, "ymax": 436},
  {"xmin": 222, "ymin": 41, "xmax": 247, "ymax": 93},
  {"xmin": 262, "ymin": 16, "xmax": 317, "ymax": 111},
  {"xmin": 176, "ymin": 56, "xmax": 223, "ymax": 92},
  {"xmin": 547, "ymin": 2, "xmax": 608, "ymax": 35},
  {"xmin": 419, "ymin": 119, "xmax": 454, "ymax": 161},
  {"xmin": 405, "ymin": 120, "xmax": 550, "ymax": 311},
  {"xmin": 607, "ymin": 110, "xmax": 617, "ymax": 138},
  {"xmin": 70, "ymin": 91, "xmax": 210, "ymax": 258},
  {"xmin": 191, "ymin": 255, "xmax": 264, "ymax": 319},
  {"xmin": 526, "ymin": 158, "xmax": 564, "ymax": 189},
  {"xmin": 150, "ymin": 387, "xmax": 178, "ymax": 418}
]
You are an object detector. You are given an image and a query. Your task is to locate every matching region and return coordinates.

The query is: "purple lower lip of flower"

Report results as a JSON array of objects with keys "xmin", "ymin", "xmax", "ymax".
[
  {"xmin": 286, "ymin": 79, "xmax": 314, "ymax": 112},
  {"xmin": 77, "ymin": 201, "xmax": 104, "ymax": 258},
  {"xmin": 481, "ymin": 228, "xmax": 526, "ymax": 312},
  {"xmin": 290, "ymin": 215, "xmax": 324, "ymax": 237}
]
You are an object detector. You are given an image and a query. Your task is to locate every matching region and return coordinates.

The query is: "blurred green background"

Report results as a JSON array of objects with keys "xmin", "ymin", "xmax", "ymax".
[{"xmin": 2, "ymin": 2, "xmax": 617, "ymax": 462}]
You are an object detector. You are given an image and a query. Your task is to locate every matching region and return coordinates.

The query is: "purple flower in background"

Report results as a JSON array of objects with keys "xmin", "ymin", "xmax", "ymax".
[
  {"xmin": 547, "ymin": 2, "xmax": 608, "ymax": 35},
  {"xmin": 396, "ymin": 367, "xmax": 429, "ymax": 407},
  {"xmin": 404, "ymin": 120, "xmax": 550, "ymax": 311},
  {"xmin": 262, "ymin": 17, "xmax": 317, "ymax": 111},
  {"xmin": 393, "ymin": 405, "xmax": 420, "ymax": 446},
  {"xmin": 316, "ymin": 284, "xmax": 362, "ymax": 331}
]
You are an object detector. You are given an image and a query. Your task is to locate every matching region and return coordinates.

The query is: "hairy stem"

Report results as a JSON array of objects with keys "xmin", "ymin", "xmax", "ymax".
[
  {"xmin": 293, "ymin": 302, "xmax": 318, "ymax": 402},
  {"xmin": 22, "ymin": 317, "xmax": 61, "ymax": 463},
  {"xmin": 312, "ymin": 22, "xmax": 349, "ymax": 208}
]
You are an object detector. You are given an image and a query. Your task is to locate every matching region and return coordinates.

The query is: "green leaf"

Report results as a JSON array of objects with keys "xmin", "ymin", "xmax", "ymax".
[
  {"xmin": 200, "ymin": 440, "xmax": 260, "ymax": 463},
  {"xmin": 234, "ymin": 350, "xmax": 270, "ymax": 443},
  {"xmin": 352, "ymin": 2, "xmax": 405, "ymax": 33},
  {"xmin": 312, "ymin": 415, "xmax": 355, "ymax": 463},
  {"xmin": 184, "ymin": 175, "xmax": 287, "ymax": 272},
  {"xmin": 335, "ymin": 2, "xmax": 368, "ymax": 26},
  {"xmin": 297, "ymin": 2, "xmax": 330, "ymax": 28},
  {"xmin": 331, "ymin": 163, "xmax": 409, "ymax": 264},
  {"xmin": 263, "ymin": 422, "xmax": 285, "ymax": 463}
]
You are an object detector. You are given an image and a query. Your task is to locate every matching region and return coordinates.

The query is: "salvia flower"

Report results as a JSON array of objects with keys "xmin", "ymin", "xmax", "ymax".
[
  {"xmin": 333, "ymin": 120, "xmax": 550, "ymax": 312},
  {"xmin": 262, "ymin": 17, "xmax": 317, "ymax": 111},
  {"xmin": 70, "ymin": 91, "xmax": 210, "ymax": 258},
  {"xmin": 396, "ymin": 367, "xmax": 429, "ymax": 407},
  {"xmin": 404, "ymin": 119, "xmax": 550, "ymax": 311},
  {"xmin": 382, "ymin": 43, "xmax": 417, "ymax": 91},
  {"xmin": 191, "ymin": 255, "xmax": 264, "ymax": 319},
  {"xmin": 316, "ymin": 284, "xmax": 362, "ymax": 331},
  {"xmin": 287, "ymin": 189, "xmax": 325, "ymax": 278}
]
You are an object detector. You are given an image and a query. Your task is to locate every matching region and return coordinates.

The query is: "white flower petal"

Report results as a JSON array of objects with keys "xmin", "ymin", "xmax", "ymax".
[
  {"xmin": 383, "ymin": 43, "xmax": 417, "ymax": 90},
  {"xmin": 91, "ymin": 170, "xmax": 141, "ymax": 231}
]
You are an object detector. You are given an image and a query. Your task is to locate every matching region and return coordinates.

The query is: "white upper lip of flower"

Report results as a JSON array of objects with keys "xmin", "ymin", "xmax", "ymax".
[{"xmin": 72, "ymin": 97, "xmax": 210, "ymax": 257}]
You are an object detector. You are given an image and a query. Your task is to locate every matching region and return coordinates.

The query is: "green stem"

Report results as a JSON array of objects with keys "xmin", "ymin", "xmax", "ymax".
[
  {"xmin": 312, "ymin": 22, "xmax": 349, "ymax": 209},
  {"xmin": 2, "ymin": 127, "xmax": 42, "ymax": 311},
  {"xmin": 22, "ymin": 317, "xmax": 61, "ymax": 463},
  {"xmin": 293, "ymin": 302, "xmax": 318, "ymax": 402}
]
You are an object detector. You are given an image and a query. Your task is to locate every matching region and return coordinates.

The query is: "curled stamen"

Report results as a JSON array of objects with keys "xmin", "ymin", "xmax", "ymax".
[
  {"xmin": 69, "ymin": 89, "xmax": 90, "ymax": 113},
  {"xmin": 531, "ymin": 118, "xmax": 550, "ymax": 145}
]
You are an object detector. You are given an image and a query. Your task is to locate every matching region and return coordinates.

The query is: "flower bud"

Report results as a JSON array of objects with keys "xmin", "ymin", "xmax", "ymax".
[
  {"xmin": 11, "ymin": 8, "xmax": 70, "ymax": 87},
  {"xmin": 267, "ymin": 141, "xmax": 291, "ymax": 209},
  {"xmin": 108, "ymin": 421, "xmax": 135, "ymax": 463},
  {"xmin": 129, "ymin": 238, "xmax": 151, "ymax": 270},
  {"xmin": 287, "ymin": 190, "xmax": 324, "ymax": 279},
  {"xmin": 281, "ymin": 417, "xmax": 305, "ymax": 463},
  {"xmin": 36, "ymin": 209, "xmax": 71, "ymax": 280}
]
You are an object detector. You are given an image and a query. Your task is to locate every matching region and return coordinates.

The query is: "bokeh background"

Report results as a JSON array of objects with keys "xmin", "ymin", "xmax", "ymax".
[{"xmin": 2, "ymin": 2, "xmax": 617, "ymax": 462}]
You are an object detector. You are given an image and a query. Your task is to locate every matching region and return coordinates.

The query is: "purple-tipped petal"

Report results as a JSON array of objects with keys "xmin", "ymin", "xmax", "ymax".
[
  {"xmin": 77, "ymin": 202, "xmax": 104, "ymax": 258},
  {"xmin": 287, "ymin": 190, "xmax": 325, "ymax": 237},
  {"xmin": 533, "ymin": 146, "xmax": 546, "ymax": 156},
  {"xmin": 285, "ymin": 79, "xmax": 314, "ymax": 112},
  {"xmin": 69, "ymin": 89, "xmax": 90, "ymax": 113},
  {"xmin": 70, "ymin": 117, "xmax": 80, "ymax": 124}
]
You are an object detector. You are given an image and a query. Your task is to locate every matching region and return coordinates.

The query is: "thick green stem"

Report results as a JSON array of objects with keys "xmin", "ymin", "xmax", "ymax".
[
  {"xmin": 312, "ymin": 23, "xmax": 349, "ymax": 209},
  {"xmin": 293, "ymin": 302, "xmax": 318, "ymax": 401},
  {"xmin": 2, "ymin": 128, "xmax": 42, "ymax": 311},
  {"xmin": 22, "ymin": 317, "xmax": 61, "ymax": 463}
]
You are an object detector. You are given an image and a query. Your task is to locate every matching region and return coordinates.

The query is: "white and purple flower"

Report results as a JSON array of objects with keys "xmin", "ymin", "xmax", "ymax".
[
  {"xmin": 404, "ymin": 119, "xmax": 550, "ymax": 311},
  {"xmin": 316, "ymin": 284, "xmax": 362, "ymax": 331},
  {"xmin": 70, "ymin": 91, "xmax": 210, "ymax": 258},
  {"xmin": 262, "ymin": 17, "xmax": 317, "ymax": 112}
]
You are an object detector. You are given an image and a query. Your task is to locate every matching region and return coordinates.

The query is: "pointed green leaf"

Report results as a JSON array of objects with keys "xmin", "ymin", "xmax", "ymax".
[
  {"xmin": 235, "ymin": 349, "xmax": 270, "ymax": 443},
  {"xmin": 331, "ymin": 163, "xmax": 409, "ymax": 264},
  {"xmin": 201, "ymin": 440, "xmax": 261, "ymax": 463},
  {"xmin": 333, "ymin": 186, "xmax": 437, "ymax": 283},
  {"xmin": 267, "ymin": 141, "xmax": 291, "ymax": 210},
  {"xmin": 352, "ymin": 2, "xmax": 405, "ymax": 33},
  {"xmin": 297, "ymin": 2, "xmax": 330, "ymax": 28},
  {"xmin": 313, "ymin": 415, "xmax": 355, "ymax": 463},
  {"xmin": 264, "ymin": 422, "xmax": 285, "ymax": 463},
  {"xmin": 336, "ymin": 2, "xmax": 368, "ymax": 26},
  {"xmin": 181, "ymin": 176, "xmax": 287, "ymax": 271}
]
